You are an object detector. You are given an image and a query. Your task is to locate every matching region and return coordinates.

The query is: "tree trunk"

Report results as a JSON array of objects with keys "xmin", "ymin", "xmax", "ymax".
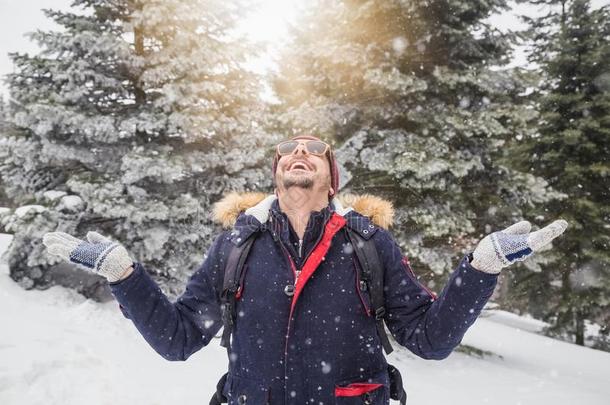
[
  {"xmin": 133, "ymin": 24, "xmax": 146, "ymax": 106},
  {"xmin": 133, "ymin": 22, "xmax": 148, "ymax": 142},
  {"xmin": 575, "ymin": 311, "xmax": 585, "ymax": 346}
]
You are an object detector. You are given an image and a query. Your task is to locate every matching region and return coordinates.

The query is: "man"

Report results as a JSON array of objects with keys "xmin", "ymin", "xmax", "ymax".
[{"xmin": 43, "ymin": 135, "xmax": 568, "ymax": 404}]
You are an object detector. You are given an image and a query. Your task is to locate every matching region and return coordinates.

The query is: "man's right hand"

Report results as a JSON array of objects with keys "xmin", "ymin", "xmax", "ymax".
[{"xmin": 42, "ymin": 231, "xmax": 134, "ymax": 282}]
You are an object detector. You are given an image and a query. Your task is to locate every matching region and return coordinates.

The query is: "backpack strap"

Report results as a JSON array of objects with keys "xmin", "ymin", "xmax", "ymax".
[
  {"xmin": 220, "ymin": 233, "xmax": 257, "ymax": 348},
  {"xmin": 209, "ymin": 372, "xmax": 228, "ymax": 405},
  {"xmin": 345, "ymin": 227, "xmax": 394, "ymax": 355},
  {"xmin": 388, "ymin": 364, "xmax": 407, "ymax": 405}
]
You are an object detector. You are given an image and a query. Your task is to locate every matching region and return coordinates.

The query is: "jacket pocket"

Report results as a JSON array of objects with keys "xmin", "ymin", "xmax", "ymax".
[
  {"xmin": 335, "ymin": 370, "xmax": 389, "ymax": 404},
  {"xmin": 226, "ymin": 374, "xmax": 270, "ymax": 405}
]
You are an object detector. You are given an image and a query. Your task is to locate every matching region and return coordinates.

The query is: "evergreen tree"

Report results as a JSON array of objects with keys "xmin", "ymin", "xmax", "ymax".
[
  {"xmin": 273, "ymin": 0, "xmax": 564, "ymax": 288},
  {"xmin": 508, "ymin": 0, "xmax": 610, "ymax": 348},
  {"xmin": 0, "ymin": 0, "xmax": 272, "ymax": 296},
  {"xmin": 0, "ymin": 97, "xmax": 7, "ymax": 132},
  {"xmin": 0, "ymin": 97, "xmax": 12, "ymax": 210}
]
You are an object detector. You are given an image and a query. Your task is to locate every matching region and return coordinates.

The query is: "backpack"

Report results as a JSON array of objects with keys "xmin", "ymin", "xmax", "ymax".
[{"xmin": 210, "ymin": 225, "xmax": 407, "ymax": 405}]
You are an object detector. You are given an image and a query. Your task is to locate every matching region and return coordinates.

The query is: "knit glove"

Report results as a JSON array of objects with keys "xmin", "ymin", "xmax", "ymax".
[
  {"xmin": 471, "ymin": 219, "xmax": 568, "ymax": 274},
  {"xmin": 42, "ymin": 231, "xmax": 134, "ymax": 282}
]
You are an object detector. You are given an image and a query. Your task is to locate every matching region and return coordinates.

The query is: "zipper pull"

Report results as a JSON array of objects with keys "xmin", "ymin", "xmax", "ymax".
[
  {"xmin": 298, "ymin": 239, "xmax": 303, "ymax": 258},
  {"xmin": 285, "ymin": 270, "xmax": 301, "ymax": 297}
]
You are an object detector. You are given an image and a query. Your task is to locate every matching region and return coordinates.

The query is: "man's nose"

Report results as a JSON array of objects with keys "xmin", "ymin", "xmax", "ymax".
[{"xmin": 292, "ymin": 143, "xmax": 309, "ymax": 155}]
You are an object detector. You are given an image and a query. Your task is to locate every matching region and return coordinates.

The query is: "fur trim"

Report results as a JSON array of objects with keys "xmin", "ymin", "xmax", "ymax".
[
  {"xmin": 341, "ymin": 193, "xmax": 394, "ymax": 229},
  {"xmin": 212, "ymin": 191, "xmax": 268, "ymax": 229},
  {"xmin": 212, "ymin": 192, "xmax": 394, "ymax": 229}
]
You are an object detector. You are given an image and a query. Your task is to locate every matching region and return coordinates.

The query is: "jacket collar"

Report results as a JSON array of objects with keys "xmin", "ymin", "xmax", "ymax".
[
  {"xmin": 268, "ymin": 198, "xmax": 332, "ymax": 227},
  {"xmin": 222, "ymin": 194, "xmax": 388, "ymax": 246},
  {"xmin": 269, "ymin": 198, "xmax": 333, "ymax": 255}
]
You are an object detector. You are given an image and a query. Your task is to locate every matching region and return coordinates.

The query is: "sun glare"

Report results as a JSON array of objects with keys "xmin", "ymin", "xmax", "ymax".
[
  {"xmin": 238, "ymin": 0, "xmax": 303, "ymax": 41},
  {"xmin": 236, "ymin": 0, "xmax": 305, "ymax": 74}
]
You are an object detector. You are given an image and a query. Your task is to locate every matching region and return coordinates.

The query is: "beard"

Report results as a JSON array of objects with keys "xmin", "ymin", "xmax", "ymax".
[
  {"xmin": 279, "ymin": 170, "xmax": 331, "ymax": 194},
  {"xmin": 282, "ymin": 174, "xmax": 314, "ymax": 190}
]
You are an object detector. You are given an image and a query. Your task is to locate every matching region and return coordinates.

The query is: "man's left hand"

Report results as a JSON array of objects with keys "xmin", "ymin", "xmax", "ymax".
[{"xmin": 470, "ymin": 219, "xmax": 568, "ymax": 274}]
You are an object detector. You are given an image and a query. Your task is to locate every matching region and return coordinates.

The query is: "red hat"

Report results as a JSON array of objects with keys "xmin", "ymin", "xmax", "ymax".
[{"xmin": 272, "ymin": 135, "xmax": 340, "ymax": 200}]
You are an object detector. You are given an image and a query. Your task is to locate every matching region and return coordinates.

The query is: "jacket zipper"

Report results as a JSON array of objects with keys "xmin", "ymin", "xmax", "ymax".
[
  {"xmin": 285, "ymin": 231, "xmax": 326, "ymax": 288},
  {"xmin": 280, "ymin": 214, "xmax": 333, "ymax": 404},
  {"xmin": 275, "ymin": 214, "xmax": 331, "ymax": 318},
  {"xmin": 296, "ymin": 225, "xmax": 327, "ymax": 284},
  {"xmin": 296, "ymin": 239, "xmax": 303, "ymax": 281}
]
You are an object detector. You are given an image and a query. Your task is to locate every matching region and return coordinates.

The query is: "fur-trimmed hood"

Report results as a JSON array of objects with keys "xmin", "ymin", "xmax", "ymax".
[{"xmin": 212, "ymin": 192, "xmax": 394, "ymax": 229}]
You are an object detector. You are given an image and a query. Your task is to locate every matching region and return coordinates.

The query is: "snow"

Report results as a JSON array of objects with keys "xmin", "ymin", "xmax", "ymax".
[
  {"xmin": 13, "ymin": 205, "xmax": 46, "ymax": 218},
  {"xmin": 42, "ymin": 190, "xmax": 67, "ymax": 202},
  {"xmin": 57, "ymin": 195, "xmax": 85, "ymax": 213},
  {"xmin": 1, "ymin": 233, "xmax": 609, "ymax": 405},
  {"xmin": 484, "ymin": 309, "xmax": 549, "ymax": 333}
]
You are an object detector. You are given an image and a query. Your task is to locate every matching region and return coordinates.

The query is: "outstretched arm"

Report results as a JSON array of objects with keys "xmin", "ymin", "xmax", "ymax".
[
  {"xmin": 43, "ymin": 230, "xmax": 228, "ymax": 361},
  {"xmin": 378, "ymin": 219, "xmax": 568, "ymax": 360}
]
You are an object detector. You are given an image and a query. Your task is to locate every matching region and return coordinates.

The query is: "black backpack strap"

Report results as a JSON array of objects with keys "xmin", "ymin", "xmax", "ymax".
[
  {"xmin": 388, "ymin": 364, "xmax": 407, "ymax": 405},
  {"xmin": 220, "ymin": 233, "xmax": 257, "ymax": 348},
  {"xmin": 209, "ymin": 372, "xmax": 228, "ymax": 405},
  {"xmin": 345, "ymin": 227, "xmax": 394, "ymax": 355}
]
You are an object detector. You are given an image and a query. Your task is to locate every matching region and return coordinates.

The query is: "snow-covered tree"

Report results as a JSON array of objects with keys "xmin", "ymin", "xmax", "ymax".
[
  {"xmin": 0, "ymin": 97, "xmax": 12, "ymax": 211},
  {"xmin": 273, "ymin": 0, "xmax": 565, "ymax": 286},
  {"xmin": 507, "ymin": 0, "xmax": 610, "ymax": 348},
  {"xmin": 1, "ymin": 0, "xmax": 273, "ymax": 297},
  {"xmin": 0, "ymin": 97, "xmax": 7, "ymax": 132}
]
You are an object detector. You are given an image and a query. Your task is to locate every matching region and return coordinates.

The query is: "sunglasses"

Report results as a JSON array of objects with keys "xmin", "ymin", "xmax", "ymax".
[{"xmin": 276, "ymin": 140, "xmax": 330, "ymax": 157}]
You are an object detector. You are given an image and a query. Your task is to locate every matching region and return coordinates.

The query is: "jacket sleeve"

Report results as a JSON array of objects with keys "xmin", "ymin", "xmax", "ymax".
[
  {"xmin": 107, "ymin": 232, "xmax": 229, "ymax": 361},
  {"xmin": 374, "ymin": 229, "xmax": 498, "ymax": 360}
]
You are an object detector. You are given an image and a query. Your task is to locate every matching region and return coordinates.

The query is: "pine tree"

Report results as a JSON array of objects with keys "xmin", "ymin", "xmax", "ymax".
[
  {"xmin": 0, "ymin": 0, "xmax": 272, "ymax": 296},
  {"xmin": 0, "ymin": 97, "xmax": 12, "ymax": 210},
  {"xmin": 0, "ymin": 97, "xmax": 7, "ymax": 132},
  {"xmin": 508, "ymin": 0, "xmax": 610, "ymax": 348},
  {"xmin": 273, "ymin": 0, "xmax": 565, "ymax": 287}
]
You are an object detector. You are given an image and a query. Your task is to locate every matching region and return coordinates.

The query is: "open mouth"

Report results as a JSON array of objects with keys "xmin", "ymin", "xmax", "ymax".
[{"xmin": 287, "ymin": 161, "xmax": 313, "ymax": 172}]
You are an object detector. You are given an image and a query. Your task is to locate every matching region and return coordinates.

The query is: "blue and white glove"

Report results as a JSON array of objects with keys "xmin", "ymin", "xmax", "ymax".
[
  {"xmin": 42, "ymin": 231, "xmax": 133, "ymax": 282},
  {"xmin": 471, "ymin": 219, "xmax": 568, "ymax": 274}
]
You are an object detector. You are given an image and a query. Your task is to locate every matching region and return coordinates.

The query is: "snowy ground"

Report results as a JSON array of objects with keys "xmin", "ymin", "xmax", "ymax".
[{"xmin": 1, "ymin": 233, "xmax": 609, "ymax": 405}]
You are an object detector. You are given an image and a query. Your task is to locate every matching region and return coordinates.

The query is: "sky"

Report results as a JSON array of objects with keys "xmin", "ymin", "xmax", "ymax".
[
  {"xmin": 0, "ymin": 0, "xmax": 72, "ymax": 99},
  {"xmin": 0, "ymin": 0, "xmax": 608, "ymax": 101}
]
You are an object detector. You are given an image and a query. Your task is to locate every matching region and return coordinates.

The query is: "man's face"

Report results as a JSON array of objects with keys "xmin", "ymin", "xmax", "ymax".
[{"xmin": 275, "ymin": 141, "xmax": 332, "ymax": 198}]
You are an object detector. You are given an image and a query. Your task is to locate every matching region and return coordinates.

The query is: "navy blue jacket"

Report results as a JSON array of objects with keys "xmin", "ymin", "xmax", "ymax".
[{"xmin": 109, "ymin": 195, "xmax": 497, "ymax": 404}]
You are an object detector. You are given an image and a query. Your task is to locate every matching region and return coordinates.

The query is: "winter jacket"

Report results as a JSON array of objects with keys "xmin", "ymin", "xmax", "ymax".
[{"xmin": 109, "ymin": 192, "xmax": 498, "ymax": 405}]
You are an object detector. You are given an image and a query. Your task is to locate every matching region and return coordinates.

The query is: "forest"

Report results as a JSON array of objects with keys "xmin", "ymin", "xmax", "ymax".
[{"xmin": 0, "ymin": 0, "xmax": 608, "ymax": 354}]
